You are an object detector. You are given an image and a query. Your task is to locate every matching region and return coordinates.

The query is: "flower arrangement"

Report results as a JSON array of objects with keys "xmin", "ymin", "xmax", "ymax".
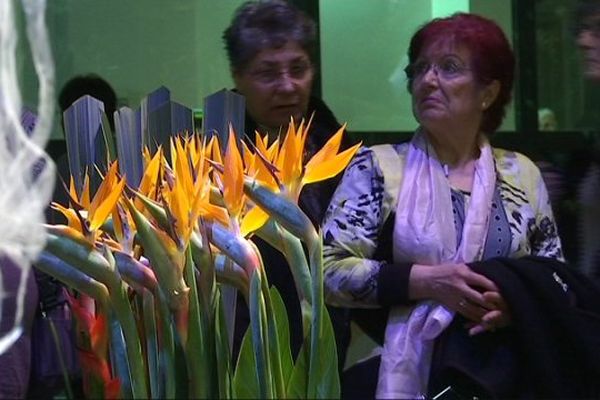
[{"xmin": 36, "ymin": 116, "xmax": 360, "ymax": 399}]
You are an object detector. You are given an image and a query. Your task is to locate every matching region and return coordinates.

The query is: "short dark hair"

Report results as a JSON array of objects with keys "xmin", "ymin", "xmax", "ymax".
[
  {"xmin": 405, "ymin": 13, "xmax": 515, "ymax": 135},
  {"xmin": 576, "ymin": 0, "xmax": 600, "ymax": 21},
  {"xmin": 573, "ymin": 1, "xmax": 600, "ymax": 36},
  {"xmin": 223, "ymin": 0, "xmax": 316, "ymax": 72},
  {"xmin": 58, "ymin": 74, "xmax": 117, "ymax": 130}
]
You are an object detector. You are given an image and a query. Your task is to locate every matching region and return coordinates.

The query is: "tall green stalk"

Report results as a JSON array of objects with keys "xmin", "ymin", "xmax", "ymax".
[{"xmin": 183, "ymin": 245, "xmax": 216, "ymax": 398}]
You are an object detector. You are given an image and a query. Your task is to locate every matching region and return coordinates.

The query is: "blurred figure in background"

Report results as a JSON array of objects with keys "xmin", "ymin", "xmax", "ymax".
[
  {"xmin": 574, "ymin": 0, "xmax": 600, "ymax": 279},
  {"xmin": 538, "ymin": 107, "xmax": 557, "ymax": 131},
  {"xmin": 536, "ymin": 107, "xmax": 565, "ymax": 215}
]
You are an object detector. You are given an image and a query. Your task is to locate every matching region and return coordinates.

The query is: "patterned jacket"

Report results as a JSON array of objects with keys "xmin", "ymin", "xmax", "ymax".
[{"xmin": 322, "ymin": 143, "xmax": 564, "ymax": 310}]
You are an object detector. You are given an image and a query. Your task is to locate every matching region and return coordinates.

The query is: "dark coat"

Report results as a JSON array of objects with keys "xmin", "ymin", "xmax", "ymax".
[{"xmin": 430, "ymin": 256, "xmax": 600, "ymax": 399}]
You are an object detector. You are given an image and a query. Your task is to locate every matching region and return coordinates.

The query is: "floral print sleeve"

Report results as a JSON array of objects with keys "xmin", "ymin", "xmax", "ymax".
[
  {"xmin": 495, "ymin": 150, "xmax": 564, "ymax": 261},
  {"xmin": 527, "ymin": 159, "xmax": 564, "ymax": 260},
  {"xmin": 321, "ymin": 147, "xmax": 390, "ymax": 308}
]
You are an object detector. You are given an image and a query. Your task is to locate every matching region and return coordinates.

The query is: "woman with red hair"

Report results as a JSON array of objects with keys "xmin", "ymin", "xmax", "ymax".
[{"xmin": 321, "ymin": 13, "xmax": 599, "ymax": 399}]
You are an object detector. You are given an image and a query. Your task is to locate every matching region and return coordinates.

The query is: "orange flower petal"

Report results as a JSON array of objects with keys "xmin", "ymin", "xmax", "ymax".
[
  {"xmin": 223, "ymin": 126, "xmax": 244, "ymax": 216},
  {"xmin": 303, "ymin": 142, "xmax": 361, "ymax": 185},
  {"xmin": 51, "ymin": 202, "xmax": 83, "ymax": 231},
  {"xmin": 304, "ymin": 123, "xmax": 346, "ymax": 170},
  {"xmin": 240, "ymin": 205, "xmax": 269, "ymax": 237},
  {"xmin": 90, "ymin": 176, "xmax": 126, "ymax": 231}
]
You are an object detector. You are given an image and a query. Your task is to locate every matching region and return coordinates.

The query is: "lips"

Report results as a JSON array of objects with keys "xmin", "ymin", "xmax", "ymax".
[
  {"xmin": 274, "ymin": 104, "xmax": 298, "ymax": 110},
  {"xmin": 419, "ymin": 96, "xmax": 443, "ymax": 107},
  {"xmin": 272, "ymin": 104, "xmax": 301, "ymax": 117}
]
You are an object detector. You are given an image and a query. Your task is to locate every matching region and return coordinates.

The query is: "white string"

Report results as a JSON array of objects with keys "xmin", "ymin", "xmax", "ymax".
[{"xmin": 0, "ymin": 0, "xmax": 55, "ymax": 355}]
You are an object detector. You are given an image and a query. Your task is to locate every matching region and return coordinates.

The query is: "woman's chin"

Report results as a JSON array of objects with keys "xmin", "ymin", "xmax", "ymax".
[{"xmin": 417, "ymin": 111, "xmax": 449, "ymax": 127}]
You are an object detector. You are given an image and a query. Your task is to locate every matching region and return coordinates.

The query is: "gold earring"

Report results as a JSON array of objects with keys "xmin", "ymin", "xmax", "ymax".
[{"xmin": 482, "ymin": 101, "xmax": 487, "ymax": 109}]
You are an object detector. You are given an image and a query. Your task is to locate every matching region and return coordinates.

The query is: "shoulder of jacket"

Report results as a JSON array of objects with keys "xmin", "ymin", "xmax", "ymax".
[
  {"xmin": 367, "ymin": 143, "xmax": 410, "ymax": 218},
  {"xmin": 369, "ymin": 142, "xmax": 409, "ymax": 161},
  {"xmin": 493, "ymin": 147, "xmax": 541, "ymax": 178}
]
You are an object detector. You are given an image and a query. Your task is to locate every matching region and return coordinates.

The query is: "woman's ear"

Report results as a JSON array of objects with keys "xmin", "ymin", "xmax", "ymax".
[{"xmin": 481, "ymin": 80, "xmax": 500, "ymax": 110}]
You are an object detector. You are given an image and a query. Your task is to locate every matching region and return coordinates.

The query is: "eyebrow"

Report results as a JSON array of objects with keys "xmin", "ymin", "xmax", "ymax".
[
  {"xmin": 417, "ymin": 53, "xmax": 463, "ymax": 60},
  {"xmin": 255, "ymin": 56, "xmax": 310, "ymax": 67}
]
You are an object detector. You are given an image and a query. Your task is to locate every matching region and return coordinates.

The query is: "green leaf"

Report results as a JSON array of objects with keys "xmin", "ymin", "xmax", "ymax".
[
  {"xmin": 155, "ymin": 292, "xmax": 177, "ymax": 398},
  {"xmin": 101, "ymin": 247, "xmax": 148, "ymax": 399},
  {"xmin": 184, "ymin": 246, "xmax": 215, "ymax": 398},
  {"xmin": 142, "ymin": 290, "xmax": 160, "ymax": 399},
  {"xmin": 311, "ymin": 307, "xmax": 341, "ymax": 399},
  {"xmin": 285, "ymin": 310, "xmax": 340, "ymax": 399},
  {"xmin": 286, "ymin": 340, "xmax": 308, "ymax": 399},
  {"xmin": 108, "ymin": 315, "xmax": 133, "ymax": 399},
  {"xmin": 190, "ymin": 229, "xmax": 217, "ymax": 316},
  {"xmin": 307, "ymin": 232, "xmax": 324, "ymax": 398},
  {"xmin": 269, "ymin": 286, "xmax": 294, "ymax": 388},
  {"xmin": 249, "ymin": 271, "xmax": 271, "ymax": 398},
  {"xmin": 215, "ymin": 291, "xmax": 232, "ymax": 398},
  {"xmin": 232, "ymin": 326, "xmax": 259, "ymax": 399},
  {"xmin": 173, "ymin": 331, "xmax": 190, "ymax": 399}
]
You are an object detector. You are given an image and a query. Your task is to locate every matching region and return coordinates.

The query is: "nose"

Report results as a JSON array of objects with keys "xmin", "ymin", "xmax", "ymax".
[
  {"xmin": 275, "ymin": 72, "xmax": 297, "ymax": 92},
  {"xmin": 421, "ymin": 64, "xmax": 439, "ymax": 86}
]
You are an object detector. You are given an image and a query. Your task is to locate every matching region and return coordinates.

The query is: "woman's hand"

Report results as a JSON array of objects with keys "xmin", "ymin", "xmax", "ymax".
[
  {"xmin": 409, "ymin": 263, "xmax": 499, "ymax": 323},
  {"xmin": 467, "ymin": 290, "xmax": 512, "ymax": 335}
]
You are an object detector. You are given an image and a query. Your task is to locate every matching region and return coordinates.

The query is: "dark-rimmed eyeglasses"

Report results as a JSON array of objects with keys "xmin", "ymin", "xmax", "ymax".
[
  {"xmin": 247, "ymin": 61, "xmax": 313, "ymax": 86},
  {"xmin": 405, "ymin": 57, "xmax": 471, "ymax": 81}
]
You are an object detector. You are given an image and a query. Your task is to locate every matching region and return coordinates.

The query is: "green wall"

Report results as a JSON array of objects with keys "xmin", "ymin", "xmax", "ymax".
[{"xmin": 21, "ymin": 0, "xmax": 245, "ymax": 139}]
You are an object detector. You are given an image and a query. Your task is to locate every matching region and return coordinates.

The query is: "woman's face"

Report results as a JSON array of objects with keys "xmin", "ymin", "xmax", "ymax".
[
  {"xmin": 233, "ymin": 41, "xmax": 314, "ymax": 131},
  {"xmin": 410, "ymin": 40, "xmax": 498, "ymax": 134},
  {"xmin": 577, "ymin": 14, "xmax": 600, "ymax": 81}
]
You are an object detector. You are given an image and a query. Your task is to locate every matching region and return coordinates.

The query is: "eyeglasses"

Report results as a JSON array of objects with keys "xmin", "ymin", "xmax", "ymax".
[
  {"xmin": 248, "ymin": 61, "xmax": 313, "ymax": 86},
  {"xmin": 405, "ymin": 57, "xmax": 471, "ymax": 81}
]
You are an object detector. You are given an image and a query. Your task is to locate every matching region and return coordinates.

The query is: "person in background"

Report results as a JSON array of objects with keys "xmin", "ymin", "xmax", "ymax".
[
  {"xmin": 534, "ymin": 107, "xmax": 566, "ymax": 213},
  {"xmin": 538, "ymin": 107, "xmax": 557, "ymax": 131},
  {"xmin": 26, "ymin": 74, "xmax": 118, "ymax": 399},
  {"xmin": 49, "ymin": 74, "xmax": 117, "ymax": 225},
  {"xmin": 58, "ymin": 74, "xmax": 117, "ymax": 132},
  {"xmin": 223, "ymin": 0, "xmax": 352, "ymax": 367},
  {"xmin": 322, "ymin": 13, "xmax": 599, "ymax": 399},
  {"xmin": 574, "ymin": 0, "xmax": 600, "ymax": 279},
  {"xmin": 535, "ymin": 108, "xmax": 567, "ymax": 215}
]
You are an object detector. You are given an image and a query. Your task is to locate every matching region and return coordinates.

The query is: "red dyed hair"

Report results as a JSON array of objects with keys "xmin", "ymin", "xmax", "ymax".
[{"xmin": 406, "ymin": 13, "xmax": 515, "ymax": 134}]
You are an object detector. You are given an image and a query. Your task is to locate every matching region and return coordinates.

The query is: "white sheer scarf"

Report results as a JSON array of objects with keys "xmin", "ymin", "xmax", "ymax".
[{"xmin": 376, "ymin": 130, "xmax": 496, "ymax": 399}]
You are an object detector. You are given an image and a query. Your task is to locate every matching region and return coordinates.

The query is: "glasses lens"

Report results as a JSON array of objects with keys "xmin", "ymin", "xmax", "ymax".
[{"xmin": 438, "ymin": 59, "xmax": 464, "ymax": 79}]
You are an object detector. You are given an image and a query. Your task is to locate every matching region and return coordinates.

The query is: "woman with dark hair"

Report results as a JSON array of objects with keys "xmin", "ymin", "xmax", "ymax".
[
  {"xmin": 223, "ymin": 0, "xmax": 352, "ymax": 369},
  {"xmin": 223, "ymin": 0, "xmax": 318, "ymax": 137},
  {"xmin": 320, "ymin": 13, "xmax": 593, "ymax": 399}
]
